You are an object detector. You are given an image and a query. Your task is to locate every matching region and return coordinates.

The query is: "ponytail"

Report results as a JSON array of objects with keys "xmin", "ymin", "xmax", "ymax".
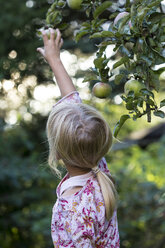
[{"xmin": 96, "ymin": 170, "xmax": 117, "ymax": 220}]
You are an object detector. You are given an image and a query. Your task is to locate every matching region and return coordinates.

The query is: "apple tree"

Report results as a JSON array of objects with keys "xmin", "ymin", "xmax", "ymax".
[{"xmin": 41, "ymin": 0, "xmax": 165, "ymax": 136}]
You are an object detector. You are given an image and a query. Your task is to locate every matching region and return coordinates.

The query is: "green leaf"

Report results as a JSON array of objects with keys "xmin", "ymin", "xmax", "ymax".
[
  {"xmin": 137, "ymin": 7, "xmax": 149, "ymax": 25},
  {"xmin": 153, "ymin": 110, "xmax": 165, "ymax": 118},
  {"xmin": 113, "ymin": 115, "xmax": 130, "ymax": 138},
  {"xmin": 58, "ymin": 23, "xmax": 68, "ymax": 30},
  {"xmin": 140, "ymin": 89, "xmax": 154, "ymax": 99},
  {"xmin": 82, "ymin": 22, "xmax": 91, "ymax": 28},
  {"xmin": 125, "ymin": 0, "xmax": 130, "ymax": 8},
  {"xmin": 119, "ymin": 45, "xmax": 133, "ymax": 58},
  {"xmin": 109, "ymin": 12, "xmax": 118, "ymax": 20},
  {"xmin": 94, "ymin": 57, "xmax": 105, "ymax": 70},
  {"xmin": 160, "ymin": 99, "xmax": 165, "ymax": 108},
  {"xmin": 100, "ymin": 31, "xmax": 114, "ymax": 37},
  {"xmin": 126, "ymin": 101, "xmax": 134, "ymax": 110},
  {"xmin": 148, "ymin": 0, "xmax": 162, "ymax": 8},
  {"xmin": 118, "ymin": 14, "xmax": 130, "ymax": 32},
  {"xmin": 113, "ymin": 56, "xmax": 129, "ymax": 69},
  {"xmin": 150, "ymin": 24, "xmax": 159, "ymax": 34},
  {"xmin": 90, "ymin": 31, "xmax": 115, "ymax": 39},
  {"xmin": 149, "ymin": 13, "xmax": 165, "ymax": 24},
  {"xmin": 90, "ymin": 32, "xmax": 102, "ymax": 39},
  {"xmin": 115, "ymin": 74, "xmax": 124, "ymax": 84},
  {"xmin": 160, "ymin": 35, "xmax": 165, "ymax": 42},
  {"xmin": 75, "ymin": 30, "xmax": 89, "ymax": 42},
  {"xmin": 83, "ymin": 74, "xmax": 98, "ymax": 83},
  {"xmin": 141, "ymin": 55, "xmax": 153, "ymax": 66},
  {"xmin": 147, "ymin": 98, "xmax": 155, "ymax": 106},
  {"xmin": 148, "ymin": 70, "xmax": 160, "ymax": 92},
  {"xmin": 93, "ymin": 1, "xmax": 112, "ymax": 19}
]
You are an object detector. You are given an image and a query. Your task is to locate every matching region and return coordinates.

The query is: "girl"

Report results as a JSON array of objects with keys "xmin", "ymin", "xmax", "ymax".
[{"xmin": 37, "ymin": 28, "xmax": 120, "ymax": 248}]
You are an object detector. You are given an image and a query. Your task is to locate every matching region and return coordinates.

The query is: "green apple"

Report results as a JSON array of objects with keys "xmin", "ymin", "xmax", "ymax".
[
  {"xmin": 159, "ymin": 71, "xmax": 165, "ymax": 84},
  {"xmin": 124, "ymin": 79, "xmax": 144, "ymax": 97},
  {"xmin": 92, "ymin": 83, "xmax": 111, "ymax": 99},
  {"xmin": 114, "ymin": 11, "xmax": 132, "ymax": 29},
  {"xmin": 114, "ymin": 12, "xmax": 129, "ymax": 25},
  {"xmin": 67, "ymin": 0, "xmax": 82, "ymax": 10}
]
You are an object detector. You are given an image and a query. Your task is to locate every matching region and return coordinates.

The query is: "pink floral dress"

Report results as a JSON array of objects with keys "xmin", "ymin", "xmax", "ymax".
[{"xmin": 51, "ymin": 91, "xmax": 120, "ymax": 247}]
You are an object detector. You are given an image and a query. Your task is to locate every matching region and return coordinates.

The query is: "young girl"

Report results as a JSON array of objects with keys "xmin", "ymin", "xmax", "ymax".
[{"xmin": 37, "ymin": 28, "xmax": 120, "ymax": 248}]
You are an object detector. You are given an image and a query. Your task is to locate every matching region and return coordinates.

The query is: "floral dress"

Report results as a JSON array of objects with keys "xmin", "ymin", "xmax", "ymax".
[{"xmin": 51, "ymin": 91, "xmax": 120, "ymax": 248}]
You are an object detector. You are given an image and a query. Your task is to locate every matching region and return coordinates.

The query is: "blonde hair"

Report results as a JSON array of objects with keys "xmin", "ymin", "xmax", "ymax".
[{"xmin": 46, "ymin": 102, "xmax": 117, "ymax": 220}]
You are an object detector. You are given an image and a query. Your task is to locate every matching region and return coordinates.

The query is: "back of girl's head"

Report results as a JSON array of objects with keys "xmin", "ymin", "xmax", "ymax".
[
  {"xmin": 46, "ymin": 103, "xmax": 112, "ymax": 173},
  {"xmin": 47, "ymin": 103, "xmax": 117, "ymax": 220}
]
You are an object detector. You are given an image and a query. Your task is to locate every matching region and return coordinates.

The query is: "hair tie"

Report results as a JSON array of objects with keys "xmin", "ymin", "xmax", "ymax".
[{"xmin": 92, "ymin": 166, "xmax": 100, "ymax": 174}]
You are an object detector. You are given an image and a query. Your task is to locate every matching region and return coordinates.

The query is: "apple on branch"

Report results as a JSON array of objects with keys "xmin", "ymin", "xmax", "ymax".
[
  {"xmin": 114, "ymin": 11, "xmax": 132, "ymax": 29},
  {"xmin": 124, "ymin": 79, "xmax": 144, "ymax": 97},
  {"xmin": 92, "ymin": 82, "xmax": 111, "ymax": 99},
  {"xmin": 67, "ymin": 0, "xmax": 82, "ymax": 10}
]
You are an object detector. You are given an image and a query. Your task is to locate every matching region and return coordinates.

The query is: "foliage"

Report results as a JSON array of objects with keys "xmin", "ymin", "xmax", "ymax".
[
  {"xmin": 0, "ymin": 115, "xmax": 62, "ymax": 248},
  {"xmin": 43, "ymin": 0, "xmax": 165, "ymax": 135},
  {"xmin": 106, "ymin": 135, "xmax": 165, "ymax": 248}
]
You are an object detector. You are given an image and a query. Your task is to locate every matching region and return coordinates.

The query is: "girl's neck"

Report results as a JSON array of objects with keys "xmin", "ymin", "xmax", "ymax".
[{"xmin": 65, "ymin": 164, "xmax": 91, "ymax": 177}]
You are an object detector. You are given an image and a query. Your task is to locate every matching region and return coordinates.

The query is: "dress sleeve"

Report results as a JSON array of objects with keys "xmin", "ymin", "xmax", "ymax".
[{"xmin": 53, "ymin": 91, "xmax": 82, "ymax": 108}]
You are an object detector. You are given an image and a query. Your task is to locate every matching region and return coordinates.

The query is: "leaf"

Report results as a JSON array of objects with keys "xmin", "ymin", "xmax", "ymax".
[
  {"xmin": 58, "ymin": 23, "xmax": 68, "ymax": 30},
  {"xmin": 140, "ymin": 89, "xmax": 154, "ymax": 99},
  {"xmin": 113, "ymin": 57, "xmax": 129, "ymax": 69},
  {"xmin": 90, "ymin": 32, "xmax": 102, "ymax": 39},
  {"xmin": 94, "ymin": 57, "xmax": 105, "ymax": 70},
  {"xmin": 148, "ymin": 70, "xmax": 160, "ymax": 92},
  {"xmin": 119, "ymin": 45, "xmax": 133, "ymax": 58},
  {"xmin": 153, "ymin": 110, "xmax": 165, "ymax": 118},
  {"xmin": 83, "ymin": 74, "xmax": 98, "ymax": 83},
  {"xmin": 118, "ymin": 14, "xmax": 130, "ymax": 32},
  {"xmin": 149, "ymin": 13, "xmax": 165, "ymax": 24},
  {"xmin": 75, "ymin": 30, "xmax": 89, "ymax": 42},
  {"xmin": 115, "ymin": 74, "xmax": 124, "ymax": 84},
  {"xmin": 137, "ymin": 7, "xmax": 149, "ymax": 25},
  {"xmin": 150, "ymin": 24, "xmax": 159, "ymax": 34},
  {"xmin": 81, "ymin": 21, "xmax": 91, "ymax": 28},
  {"xmin": 109, "ymin": 12, "xmax": 118, "ymax": 20},
  {"xmin": 90, "ymin": 30, "xmax": 114, "ymax": 39},
  {"xmin": 100, "ymin": 31, "xmax": 114, "ymax": 37},
  {"xmin": 141, "ymin": 55, "xmax": 153, "ymax": 66},
  {"xmin": 125, "ymin": 0, "xmax": 130, "ymax": 8},
  {"xmin": 93, "ymin": 1, "xmax": 112, "ymax": 19},
  {"xmin": 160, "ymin": 99, "xmax": 165, "ymax": 108},
  {"xmin": 113, "ymin": 115, "xmax": 130, "ymax": 138},
  {"xmin": 148, "ymin": 0, "xmax": 162, "ymax": 8}
]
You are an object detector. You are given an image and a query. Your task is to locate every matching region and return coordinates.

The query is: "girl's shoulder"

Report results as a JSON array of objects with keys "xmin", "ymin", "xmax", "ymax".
[
  {"xmin": 53, "ymin": 91, "xmax": 82, "ymax": 107},
  {"xmin": 55, "ymin": 173, "xmax": 105, "ymax": 216}
]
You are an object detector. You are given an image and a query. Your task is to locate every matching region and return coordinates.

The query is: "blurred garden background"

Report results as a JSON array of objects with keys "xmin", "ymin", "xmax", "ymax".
[{"xmin": 0, "ymin": 0, "xmax": 165, "ymax": 247}]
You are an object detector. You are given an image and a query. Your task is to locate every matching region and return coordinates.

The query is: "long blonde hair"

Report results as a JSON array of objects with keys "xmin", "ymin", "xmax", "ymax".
[{"xmin": 46, "ymin": 102, "xmax": 117, "ymax": 220}]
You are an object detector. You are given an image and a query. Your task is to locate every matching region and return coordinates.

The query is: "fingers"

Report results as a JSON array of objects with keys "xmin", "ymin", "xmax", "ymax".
[
  {"xmin": 49, "ymin": 28, "xmax": 55, "ymax": 41},
  {"xmin": 41, "ymin": 30, "xmax": 48, "ymax": 45},
  {"xmin": 55, "ymin": 29, "xmax": 62, "ymax": 46},
  {"xmin": 59, "ymin": 38, "xmax": 63, "ymax": 48},
  {"xmin": 36, "ymin": 47, "xmax": 45, "ymax": 57}
]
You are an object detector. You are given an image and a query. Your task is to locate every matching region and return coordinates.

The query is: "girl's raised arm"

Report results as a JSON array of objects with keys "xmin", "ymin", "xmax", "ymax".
[{"xmin": 37, "ymin": 28, "xmax": 76, "ymax": 97}]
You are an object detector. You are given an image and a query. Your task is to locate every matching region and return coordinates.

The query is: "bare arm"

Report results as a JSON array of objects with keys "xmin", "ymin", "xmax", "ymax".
[{"xmin": 37, "ymin": 28, "xmax": 76, "ymax": 97}]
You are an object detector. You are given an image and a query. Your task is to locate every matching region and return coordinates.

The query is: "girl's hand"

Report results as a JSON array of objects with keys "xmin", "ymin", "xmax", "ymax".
[{"xmin": 37, "ymin": 28, "xmax": 63, "ymax": 65}]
